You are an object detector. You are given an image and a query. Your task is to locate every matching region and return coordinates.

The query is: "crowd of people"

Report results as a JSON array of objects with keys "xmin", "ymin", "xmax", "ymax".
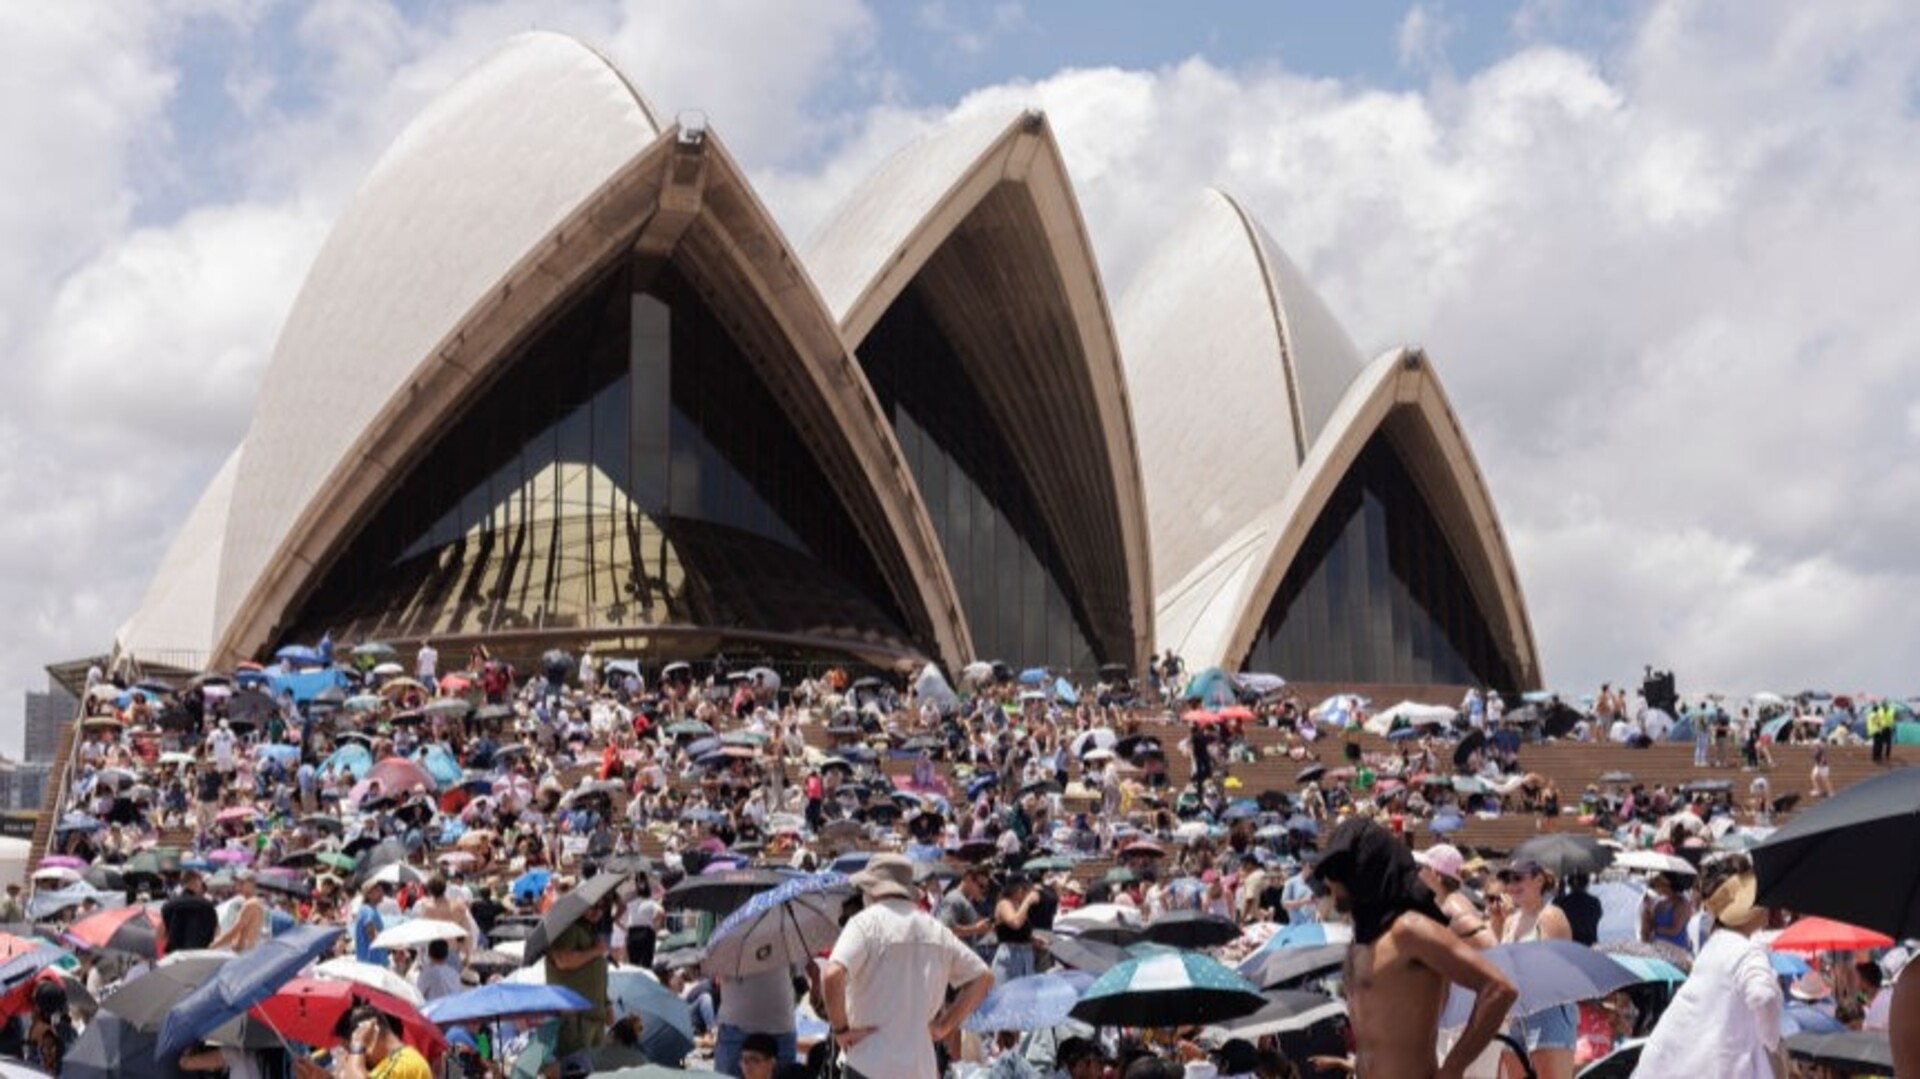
[{"xmin": 3, "ymin": 643, "xmax": 1912, "ymax": 1077}]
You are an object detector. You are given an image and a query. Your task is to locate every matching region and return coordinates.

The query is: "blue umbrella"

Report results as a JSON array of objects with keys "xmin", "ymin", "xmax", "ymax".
[
  {"xmin": 1071, "ymin": 951, "xmax": 1265, "ymax": 1027},
  {"xmin": 706, "ymin": 873, "xmax": 852, "ymax": 979},
  {"xmin": 607, "ymin": 968, "xmax": 696, "ymax": 1065},
  {"xmin": 253, "ymin": 743, "xmax": 300, "ymax": 764},
  {"xmin": 684, "ymin": 737, "xmax": 722, "ymax": 759},
  {"xmin": 423, "ymin": 982, "xmax": 591, "ymax": 1026},
  {"xmin": 322, "ymin": 743, "xmax": 372, "ymax": 779},
  {"xmin": 56, "ymin": 812, "xmax": 102, "ymax": 834},
  {"xmin": 1017, "ymin": 667, "xmax": 1050, "ymax": 686},
  {"xmin": 965, "ymin": 970, "xmax": 1097, "ymax": 1032},
  {"xmin": 1428, "ymin": 810, "xmax": 1466, "ymax": 835},
  {"xmin": 1609, "ymin": 954, "xmax": 1686, "ymax": 985},
  {"xmin": 1782, "ymin": 1001, "xmax": 1846, "ymax": 1036},
  {"xmin": 1591, "ymin": 881, "xmax": 1647, "ymax": 945},
  {"xmin": 0, "ymin": 945, "xmax": 70, "ymax": 987},
  {"xmin": 1252, "ymin": 923, "xmax": 1354, "ymax": 952},
  {"xmin": 275, "ymin": 644, "xmax": 324, "ymax": 666},
  {"xmin": 157, "ymin": 924, "xmax": 342, "ymax": 1057},
  {"xmin": 966, "ymin": 772, "xmax": 999, "ymax": 799},
  {"xmin": 417, "ymin": 744, "xmax": 463, "ymax": 786},
  {"xmin": 828, "ymin": 853, "xmax": 872, "ymax": 875},
  {"xmin": 1221, "ymin": 800, "xmax": 1260, "ymax": 822},
  {"xmin": 1439, "ymin": 940, "xmax": 1637, "ymax": 1026},
  {"xmin": 1052, "ymin": 677, "xmax": 1080, "ymax": 705},
  {"xmin": 511, "ymin": 868, "xmax": 553, "ymax": 903},
  {"xmin": 1771, "ymin": 951, "xmax": 1812, "ymax": 977}
]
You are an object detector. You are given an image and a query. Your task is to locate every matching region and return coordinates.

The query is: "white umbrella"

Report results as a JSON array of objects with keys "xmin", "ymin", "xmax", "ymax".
[
  {"xmin": 494, "ymin": 940, "xmax": 526, "ymax": 961},
  {"xmin": 374, "ymin": 917, "xmax": 469, "ymax": 950},
  {"xmin": 1365, "ymin": 701, "xmax": 1457, "ymax": 735},
  {"xmin": 31, "ymin": 867, "xmax": 80, "ymax": 885},
  {"xmin": 313, "ymin": 956, "xmax": 426, "ymax": 1006},
  {"xmin": 370, "ymin": 662, "xmax": 405, "ymax": 677},
  {"xmin": 1082, "ymin": 748, "xmax": 1115, "ymax": 763},
  {"xmin": 368, "ymin": 862, "xmax": 426, "ymax": 887},
  {"xmin": 1073, "ymin": 729, "xmax": 1118, "ymax": 757},
  {"xmin": 1612, "ymin": 850, "xmax": 1696, "ymax": 876},
  {"xmin": 1054, "ymin": 903, "xmax": 1142, "ymax": 934}
]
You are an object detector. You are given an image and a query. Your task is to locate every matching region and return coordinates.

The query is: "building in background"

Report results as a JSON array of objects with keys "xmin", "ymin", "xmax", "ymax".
[
  {"xmin": 22, "ymin": 676, "xmax": 75, "ymax": 764},
  {"xmin": 109, "ymin": 32, "xmax": 1539, "ymax": 691}
]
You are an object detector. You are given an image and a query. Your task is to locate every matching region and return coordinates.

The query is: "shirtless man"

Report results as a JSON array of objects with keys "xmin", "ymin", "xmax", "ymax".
[
  {"xmin": 1316, "ymin": 818, "xmax": 1516, "ymax": 1079},
  {"xmin": 414, "ymin": 875, "xmax": 473, "ymax": 958},
  {"xmin": 211, "ymin": 871, "xmax": 268, "ymax": 952}
]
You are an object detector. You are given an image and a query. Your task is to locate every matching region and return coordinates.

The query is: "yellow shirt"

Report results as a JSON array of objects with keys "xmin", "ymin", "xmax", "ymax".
[{"xmin": 369, "ymin": 1046, "xmax": 432, "ymax": 1079}]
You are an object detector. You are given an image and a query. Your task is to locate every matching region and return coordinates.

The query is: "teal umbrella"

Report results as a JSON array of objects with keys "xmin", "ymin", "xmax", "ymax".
[{"xmin": 1069, "ymin": 951, "xmax": 1264, "ymax": 1027}]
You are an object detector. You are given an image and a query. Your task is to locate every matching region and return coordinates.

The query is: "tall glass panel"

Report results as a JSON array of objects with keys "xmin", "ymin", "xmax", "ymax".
[
  {"xmin": 857, "ymin": 287, "xmax": 1102, "ymax": 672},
  {"xmin": 1241, "ymin": 433, "xmax": 1517, "ymax": 689}
]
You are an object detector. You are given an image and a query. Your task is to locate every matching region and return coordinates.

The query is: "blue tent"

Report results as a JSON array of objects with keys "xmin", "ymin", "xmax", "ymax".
[
  {"xmin": 1182, "ymin": 667, "xmax": 1237, "ymax": 708},
  {"xmin": 267, "ymin": 667, "xmax": 351, "ymax": 704}
]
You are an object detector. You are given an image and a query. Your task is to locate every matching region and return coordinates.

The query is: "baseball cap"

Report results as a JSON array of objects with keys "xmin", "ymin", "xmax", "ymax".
[
  {"xmin": 1416, "ymin": 844, "xmax": 1465, "ymax": 883},
  {"xmin": 1497, "ymin": 857, "xmax": 1547, "ymax": 882}
]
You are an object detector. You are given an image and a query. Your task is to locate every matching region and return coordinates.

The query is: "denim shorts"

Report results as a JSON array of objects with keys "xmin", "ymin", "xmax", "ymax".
[{"xmin": 1523, "ymin": 1003, "xmax": 1578, "ymax": 1050}]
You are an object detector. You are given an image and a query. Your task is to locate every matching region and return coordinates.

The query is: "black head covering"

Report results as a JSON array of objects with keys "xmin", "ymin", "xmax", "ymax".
[{"xmin": 1314, "ymin": 817, "xmax": 1447, "ymax": 944}]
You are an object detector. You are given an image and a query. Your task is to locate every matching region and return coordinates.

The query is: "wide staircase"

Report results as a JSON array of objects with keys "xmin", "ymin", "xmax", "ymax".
[{"xmin": 27, "ymin": 713, "xmax": 83, "ymax": 867}]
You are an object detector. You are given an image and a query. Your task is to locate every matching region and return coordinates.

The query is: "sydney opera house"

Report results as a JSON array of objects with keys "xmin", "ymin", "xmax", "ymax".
[{"xmin": 113, "ymin": 33, "xmax": 1541, "ymax": 691}]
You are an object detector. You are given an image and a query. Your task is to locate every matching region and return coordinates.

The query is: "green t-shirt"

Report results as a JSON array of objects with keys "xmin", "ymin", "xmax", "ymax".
[{"xmin": 544, "ymin": 921, "xmax": 608, "ymax": 1054}]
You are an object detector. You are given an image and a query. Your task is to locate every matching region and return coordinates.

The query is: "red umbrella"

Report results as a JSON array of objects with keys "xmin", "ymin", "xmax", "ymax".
[
  {"xmin": 251, "ymin": 976, "xmax": 445, "ymax": 1060},
  {"xmin": 1120, "ymin": 840, "xmax": 1167, "ymax": 859},
  {"xmin": 67, "ymin": 905, "xmax": 161, "ymax": 958},
  {"xmin": 1769, "ymin": 916, "xmax": 1894, "ymax": 954},
  {"xmin": 1181, "ymin": 710, "xmax": 1222, "ymax": 725},
  {"xmin": 1217, "ymin": 705, "xmax": 1256, "ymax": 722}
]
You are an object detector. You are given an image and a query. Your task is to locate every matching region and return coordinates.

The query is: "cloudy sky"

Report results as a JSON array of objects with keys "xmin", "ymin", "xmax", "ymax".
[{"xmin": 4, "ymin": 0, "xmax": 1918, "ymax": 751}]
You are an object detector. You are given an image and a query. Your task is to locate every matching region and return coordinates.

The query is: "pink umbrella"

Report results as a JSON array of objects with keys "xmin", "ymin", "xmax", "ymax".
[
  {"xmin": 216, "ymin": 806, "xmax": 256, "ymax": 823},
  {"xmin": 366, "ymin": 757, "xmax": 436, "ymax": 793},
  {"xmin": 492, "ymin": 775, "xmax": 532, "ymax": 801},
  {"xmin": 38, "ymin": 856, "xmax": 85, "ymax": 870},
  {"xmin": 209, "ymin": 848, "xmax": 252, "ymax": 864}
]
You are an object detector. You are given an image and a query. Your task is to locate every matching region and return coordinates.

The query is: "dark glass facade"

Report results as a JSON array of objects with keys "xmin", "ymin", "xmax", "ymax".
[
  {"xmin": 280, "ymin": 263, "xmax": 914, "ymax": 656},
  {"xmin": 859, "ymin": 288, "xmax": 1100, "ymax": 671},
  {"xmin": 1242, "ymin": 433, "xmax": 1518, "ymax": 689}
]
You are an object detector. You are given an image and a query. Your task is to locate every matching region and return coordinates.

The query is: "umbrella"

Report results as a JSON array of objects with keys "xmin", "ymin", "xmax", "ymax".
[
  {"xmin": 373, "ymin": 918, "xmax": 469, "ymax": 951},
  {"xmin": 1294, "ymin": 764, "xmax": 1326, "ymax": 785},
  {"xmin": 704, "ymin": 873, "xmax": 852, "ymax": 979},
  {"xmin": 64, "ymin": 1012, "xmax": 175, "ymax": 1079},
  {"xmin": 365, "ymin": 757, "xmax": 437, "ymax": 794},
  {"xmin": 101, "ymin": 953, "xmax": 232, "ymax": 1029},
  {"xmin": 1253, "ymin": 922, "xmax": 1354, "ymax": 951},
  {"xmin": 1595, "ymin": 939, "xmax": 1692, "ymax": 974},
  {"xmin": 606, "ymin": 968, "xmax": 698, "ymax": 1065},
  {"xmin": 313, "ymin": 957, "xmax": 426, "ymax": 1007},
  {"xmin": 1510, "ymin": 833, "xmax": 1614, "ymax": 877},
  {"xmin": 1784, "ymin": 1030, "xmax": 1894, "ymax": 1072},
  {"xmin": 663, "ymin": 869, "xmax": 787, "ymax": 916},
  {"xmin": 1752, "ymin": 766, "xmax": 1920, "ymax": 937},
  {"xmin": 1216, "ymin": 990, "xmax": 1348, "ymax": 1039},
  {"xmin": 1607, "ymin": 954, "xmax": 1687, "ymax": 985},
  {"xmin": 1070, "ymin": 951, "xmax": 1265, "ymax": 1027},
  {"xmin": 510, "ymin": 868, "xmax": 553, "ymax": 903},
  {"xmin": 67, "ymin": 905, "xmax": 160, "ymax": 959},
  {"xmin": 1438, "ymin": 940, "xmax": 1636, "ymax": 1026},
  {"xmin": 963, "ymin": 970, "xmax": 1097, "ymax": 1032},
  {"xmin": 249, "ymin": 975, "xmax": 444, "ymax": 1058},
  {"xmin": 1141, "ymin": 910, "xmax": 1241, "ymax": 949},
  {"xmin": 421, "ymin": 982, "xmax": 591, "ymax": 1025},
  {"xmin": 1237, "ymin": 944, "xmax": 1348, "ymax": 990},
  {"xmin": 366, "ymin": 861, "xmax": 425, "ymax": 888},
  {"xmin": 1768, "ymin": 916, "xmax": 1893, "ymax": 954},
  {"xmin": 525, "ymin": 871, "xmax": 628, "ymax": 963},
  {"xmin": 1047, "ymin": 934, "xmax": 1130, "ymax": 974},
  {"xmin": 158, "ymin": 925, "xmax": 342, "ymax": 1056},
  {"xmin": 1611, "ymin": 850, "xmax": 1696, "ymax": 876}
]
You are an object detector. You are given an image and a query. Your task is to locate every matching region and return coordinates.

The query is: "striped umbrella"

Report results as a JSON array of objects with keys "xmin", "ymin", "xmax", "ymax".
[
  {"xmin": 1069, "ymin": 951, "xmax": 1265, "ymax": 1028},
  {"xmin": 704, "ymin": 873, "xmax": 851, "ymax": 979}
]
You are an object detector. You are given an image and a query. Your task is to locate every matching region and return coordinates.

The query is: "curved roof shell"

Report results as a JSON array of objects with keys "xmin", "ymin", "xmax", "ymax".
[
  {"xmin": 115, "ymin": 446, "xmax": 242, "ymax": 663},
  {"xmin": 1118, "ymin": 189, "xmax": 1367, "ymax": 593},
  {"xmin": 1152, "ymin": 347, "xmax": 1541, "ymax": 687},
  {"xmin": 806, "ymin": 109, "xmax": 1153, "ymax": 669},
  {"xmin": 205, "ymin": 33, "xmax": 969, "ymax": 669}
]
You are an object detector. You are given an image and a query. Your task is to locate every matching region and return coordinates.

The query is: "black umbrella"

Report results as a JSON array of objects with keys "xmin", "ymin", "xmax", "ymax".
[
  {"xmin": 475, "ymin": 703, "xmax": 514, "ymax": 722},
  {"xmin": 1294, "ymin": 765, "xmax": 1325, "ymax": 785},
  {"xmin": 663, "ymin": 869, "xmax": 787, "ymax": 917},
  {"xmin": 1019, "ymin": 779, "xmax": 1063, "ymax": 798},
  {"xmin": 64, "ymin": 1011, "xmax": 181, "ymax": 1079},
  {"xmin": 1785, "ymin": 1030, "xmax": 1893, "ymax": 1072},
  {"xmin": 1047, "ymin": 934, "xmax": 1130, "ymax": 974},
  {"xmin": 83, "ymin": 866, "xmax": 125, "ymax": 891},
  {"xmin": 1236, "ymin": 943, "xmax": 1347, "ymax": 991},
  {"xmin": 1511, "ymin": 833, "xmax": 1614, "ymax": 877},
  {"xmin": 352, "ymin": 837, "xmax": 409, "ymax": 886},
  {"xmin": 487, "ymin": 921, "xmax": 533, "ymax": 942},
  {"xmin": 1753, "ymin": 766, "xmax": 1920, "ymax": 937},
  {"xmin": 226, "ymin": 689, "xmax": 276, "ymax": 726},
  {"xmin": 1453, "ymin": 729, "xmax": 1487, "ymax": 769},
  {"xmin": 468, "ymin": 949, "xmax": 519, "ymax": 976},
  {"xmin": 524, "ymin": 872, "xmax": 629, "ymax": 964},
  {"xmin": 1142, "ymin": 910, "xmax": 1242, "ymax": 949},
  {"xmin": 1076, "ymin": 924, "xmax": 1144, "ymax": 946}
]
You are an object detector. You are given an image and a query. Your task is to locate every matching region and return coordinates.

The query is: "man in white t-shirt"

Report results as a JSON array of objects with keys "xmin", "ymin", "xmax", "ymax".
[
  {"xmin": 824, "ymin": 854, "xmax": 992, "ymax": 1079},
  {"xmin": 208, "ymin": 721, "xmax": 238, "ymax": 774},
  {"xmin": 415, "ymin": 641, "xmax": 438, "ymax": 682},
  {"xmin": 622, "ymin": 884, "xmax": 664, "ymax": 968}
]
